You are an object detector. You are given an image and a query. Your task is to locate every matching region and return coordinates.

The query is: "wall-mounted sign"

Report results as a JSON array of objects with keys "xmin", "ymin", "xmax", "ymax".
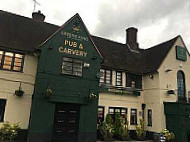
[
  {"xmin": 176, "ymin": 46, "xmax": 187, "ymax": 61},
  {"xmin": 59, "ymin": 39, "xmax": 87, "ymax": 57},
  {"xmin": 59, "ymin": 19, "xmax": 89, "ymax": 58}
]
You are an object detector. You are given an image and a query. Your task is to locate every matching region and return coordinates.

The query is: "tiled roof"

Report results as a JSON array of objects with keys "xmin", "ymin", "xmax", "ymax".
[
  {"xmin": 143, "ymin": 36, "xmax": 179, "ymax": 73},
  {"xmin": 91, "ymin": 36, "xmax": 144, "ymax": 74},
  {"xmin": 0, "ymin": 10, "xmax": 59, "ymax": 52},
  {"xmin": 0, "ymin": 10, "xmax": 179, "ymax": 74}
]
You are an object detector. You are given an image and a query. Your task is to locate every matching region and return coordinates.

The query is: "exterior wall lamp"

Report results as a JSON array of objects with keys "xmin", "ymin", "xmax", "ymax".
[
  {"xmin": 88, "ymin": 91, "xmax": 97, "ymax": 100},
  {"xmin": 149, "ymin": 74, "xmax": 154, "ymax": 79},
  {"xmin": 44, "ymin": 85, "xmax": 53, "ymax": 99},
  {"xmin": 84, "ymin": 62, "xmax": 90, "ymax": 68}
]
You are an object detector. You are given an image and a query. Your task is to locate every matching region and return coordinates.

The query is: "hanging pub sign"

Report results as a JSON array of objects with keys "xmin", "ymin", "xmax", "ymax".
[
  {"xmin": 58, "ymin": 19, "xmax": 89, "ymax": 58},
  {"xmin": 176, "ymin": 46, "xmax": 187, "ymax": 61}
]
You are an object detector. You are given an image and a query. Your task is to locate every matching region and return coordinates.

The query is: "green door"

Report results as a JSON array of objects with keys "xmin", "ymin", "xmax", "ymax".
[{"xmin": 164, "ymin": 102, "xmax": 190, "ymax": 142}]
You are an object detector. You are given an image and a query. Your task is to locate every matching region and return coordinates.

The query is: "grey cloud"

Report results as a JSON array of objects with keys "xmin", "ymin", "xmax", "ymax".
[{"xmin": 94, "ymin": 0, "xmax": 190, "ymax": 48}]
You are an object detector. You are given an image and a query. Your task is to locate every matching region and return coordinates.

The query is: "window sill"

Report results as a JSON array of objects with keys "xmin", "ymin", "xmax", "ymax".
[{"xmin": 0, "ymin": 69, "xmax": 23, "ymax": 73}]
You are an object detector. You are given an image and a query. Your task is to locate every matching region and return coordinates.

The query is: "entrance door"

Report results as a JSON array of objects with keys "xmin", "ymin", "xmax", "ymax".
[{"xmin": 52, "ymin": 103, "xmax": 80, "ymax": 142}]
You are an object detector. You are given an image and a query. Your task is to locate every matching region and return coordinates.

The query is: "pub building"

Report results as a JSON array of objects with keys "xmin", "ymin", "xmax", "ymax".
[{"xmin": 0, "ymin": 10, "xmax": 190, "ymax": 142}]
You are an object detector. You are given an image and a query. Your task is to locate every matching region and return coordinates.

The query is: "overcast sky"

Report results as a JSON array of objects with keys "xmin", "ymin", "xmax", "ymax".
[{"xmin": 0, "ymin": 0, "xmax": 190, "ymax": 50}]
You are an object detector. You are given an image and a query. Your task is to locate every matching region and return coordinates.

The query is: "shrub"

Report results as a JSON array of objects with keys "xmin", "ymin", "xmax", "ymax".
[
  {"xmin": 98, "ymin": 114, "xmax": 114, "ymax": 138},
  {"xmin": 113, "ymin": 112, "xmax": 123, "ymax": 138},
  {"xmin": 0, "ymin": 122, "xmax": 20, "ymax": 141},
  {"xmin": 121, "ymin": 119, "xmax": 129, "ymax": 138},
  {"xmin": 162, "ymin": 129, "xmax": 175, "ymax": 142},
  {"xmin": 135, "ymin": 119, "xmax": 146, "ymax": 140}
]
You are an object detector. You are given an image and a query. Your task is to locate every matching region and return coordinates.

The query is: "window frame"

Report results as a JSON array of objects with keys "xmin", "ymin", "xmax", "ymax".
[
  {"xmin": 130, "ymin": 108, "xmax": 137, "ymax": 125},
  {"xmin": 0, "ymin": 50, "xmax": 25, "ymax": 72},
  {"xmin": 108, "ymin": 107, "xmax": 128, "ymax": 124},
  {"xmin": 147, "ymin": 109, "xmax": 152, "ymax": 126},
  {"xmin": 0, "ymin": 99, "xmax": 6, "ymax": 122},
  {"xmin": 126, "ymin": 73, "xmax": 142, "ymax": 89},
  {"xmin": 100, "ymin": 69, "xmax": 112, "ymax": 84},
  {"xmin": 116, "ymin": 71, "xmax": 122, "ymax": 86},
  {"xmin": 61, "ymin": 57, "xmax": 83, "ymax": 77},
  {"xmin": 97, "ymin": 106, "xmax": 105, "ymax": 124},
  {"xmin": 177, "ymin": 70, "xmax": 186, "ymax": 101}
]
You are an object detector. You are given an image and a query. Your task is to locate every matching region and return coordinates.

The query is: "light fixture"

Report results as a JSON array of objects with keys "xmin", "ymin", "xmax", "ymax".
[
  {"xmin": 88, "ymin": 91, "xmax": 97, "ymax": 100},
  {"xmin": 84, "ymin": 62, "xmax": 90, "ymax": 68},
  {"xmin": 149, "ymin": 74, "xmax": 154, "ymax": 79}
]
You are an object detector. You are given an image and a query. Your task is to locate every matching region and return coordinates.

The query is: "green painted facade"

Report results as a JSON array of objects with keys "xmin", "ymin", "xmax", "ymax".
[
  {"xmin": 28, "ymin": 14, "xmax": 102, "ymax": 142},
  {"xmin": 164, "ymin": 102, "xmax": 190, "ymax": 142}
]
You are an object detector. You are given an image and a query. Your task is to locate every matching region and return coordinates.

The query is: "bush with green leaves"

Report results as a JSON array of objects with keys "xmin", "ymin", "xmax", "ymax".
[
  {"xmin": 135, "ymin": 119, "xmax": 146, "ymax": 140},
  {"xmin": 113, "ymin": 112, "xmax": 124, "ymax": 138},
  {"xmin": 98, "ymin": 114, "xmax": 114, "ymax": 138},
  {"xmin": 121, "ymin": 118, "xmax": 129, "ymax": 138},
  {"xmin": 162, "ymin": 129, "xmax": 175, "ymax": 142},
  {"xmin": 0, "ymin": 122, "xmax": 20, "ymax": 141}
]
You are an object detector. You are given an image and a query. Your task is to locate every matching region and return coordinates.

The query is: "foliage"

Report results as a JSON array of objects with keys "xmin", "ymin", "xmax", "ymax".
[
  {"xmin": 113, "ymin": 112, "xmax": 124, "ymax": 138},
  {"xmin": 44, "ymin": 86, "xmax": 53, "ymax": 99},
  {"xmin": 162, "ymin": 129, "xmax": 175, "ymax": 142},
  {"xmin": 14, "ymin": 86, "xmax": 24, "ymax": 97},
  {"xmin": 121, "ymin": 118, "xmax": 129, "ymax": 138},
  {"xmin": 0, "ymin": 122, "xmax": 20, "ymax": 141},
  {"xmin": 98, "ymin": 114, "xmax": 114, "ymax": 138},
  {"xmin": 135, "ymin": 119, "xmax": 146, "ymax": 140}
]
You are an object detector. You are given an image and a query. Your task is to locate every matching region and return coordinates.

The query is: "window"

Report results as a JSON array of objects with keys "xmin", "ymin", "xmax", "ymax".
[
  {"xmin": 100, "ymin": 69, "xmax": 112, "ymax": 84},
  {"xmin": 126, "ymin": 73, "xmax": 142, "ymax": 89},
  {"xmin": 177, "ymin": 71, "xmax": 186, "ymax": 101},
  {"xmin": 0, "ymin": 50, "xmax": 24, "ymax": 72},
  {"xmin": 130, "ymin": 109, "xmax": 137, "ymax": 125},
  {"xmin": 62, "ymin": 57, "xmax": 83, "ymax": 77},
  {"xmin": 147, "ymin": 109, "xmax": 152, "ymax": 126},
  {"xmin": 109, "ymin": 107, "xmax": 127, "ymax": 124},
  {"xmin": 97, "ymin": 106, "xmax": 104, "ymax": 124},
  {"xmin": 116, "ymin": 71, "xmax": 122, "ymax": 86},
  {"xmin": 0, "ymin": 99, "xmax": 6, "ymax": 122}
]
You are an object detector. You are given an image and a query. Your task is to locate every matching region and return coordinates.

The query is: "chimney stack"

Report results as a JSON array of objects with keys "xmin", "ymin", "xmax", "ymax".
[
  {"xmin": 32, "ymin": 10, "xmax": 45, "ymax": 22},
  {"xmin": 126, "ymin": 27, "xmax": 139, "ymax": 50}
]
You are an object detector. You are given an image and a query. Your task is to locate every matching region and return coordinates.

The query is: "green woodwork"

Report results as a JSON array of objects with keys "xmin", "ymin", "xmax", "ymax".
[
  {"xmin": 164, "ymin": 102, "xmax": 190, "ymax": 142},
  {"xmin": 176, "ymin": 46, "xmax": 187, "ymax": 61},
  {"xmin": 28, "ymin": 14, "xmax": 102, "ymax": 142},
  {"xmin": 99, "ymin": 86, "xmax": 141, "ymax": 96}
]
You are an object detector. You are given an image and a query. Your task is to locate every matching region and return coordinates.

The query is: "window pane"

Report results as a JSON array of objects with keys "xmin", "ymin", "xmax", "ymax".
[
  {"xmin": 105, "ymin": 70, "xmax": 112, "ymax": 84},
  {"xmin": 97, "ymin": 106, "xmax": 104, "ymax": 124},
  {"xmin": 109, "ymin": 107, "xmax": 127, "ymax": 123},
  {"xmin": 62, "ymin": 57, "xmax": 82, "ymax": 77},
  {"xmin": 100, "ymin": 69, "xmax": 105, "ymax": 83},
  {"xmin": 116, "ymin": 71, "xmax": 122, "ymax": 86},
  {"xmin": 148, "ymin": 109, "xmax": 152, "ymax": 126},
  {"xmin": 0, "ymin": 99, "xmax": 6, "ymax": 122},
  {"xmin": 0, "ymin": 51, "xmax": 24, "ymax": 72},
  {"xmin": 15, "ymin": 54, "xmax": 23, "ymax": 58},
  {"xmin": 5, "ymin": 52, "xmax": 13, "ymax": 57},
  {"xmin": 13, "ymin": 66, "xmax": 21, "ymax": 71},
  {"xmin": 177, "ymin": 71, "xmax": 185, "ymax": 99},
  {"xmin": 3, "ymin": 65, "xmax": 11, "ymax": 70},
  {"xmin": 130, "ymin": 109, "xmax": 137, "ymax": 125}
]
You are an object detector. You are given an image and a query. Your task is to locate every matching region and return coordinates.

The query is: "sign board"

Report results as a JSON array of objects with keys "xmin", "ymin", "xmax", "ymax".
[
  {"xmin": 176, "ymin": 46, "xmax": 187, "ymax": 61},
  {"xmin": 58, "ymin": 17, "xmax": 89, "ymax": 58}
]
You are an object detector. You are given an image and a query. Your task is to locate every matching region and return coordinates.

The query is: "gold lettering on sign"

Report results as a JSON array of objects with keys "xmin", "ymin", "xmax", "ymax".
[
  {"xmin": 64, "ymin": 40, "xmax": 77, "ymax": 48},
  {"xmin": 79, "ymin": 43, "xmax": 83, "ymax": 50},
  {"xmin": 59, "ymin": 47, "xmax": 87, "ymax": 57}
]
